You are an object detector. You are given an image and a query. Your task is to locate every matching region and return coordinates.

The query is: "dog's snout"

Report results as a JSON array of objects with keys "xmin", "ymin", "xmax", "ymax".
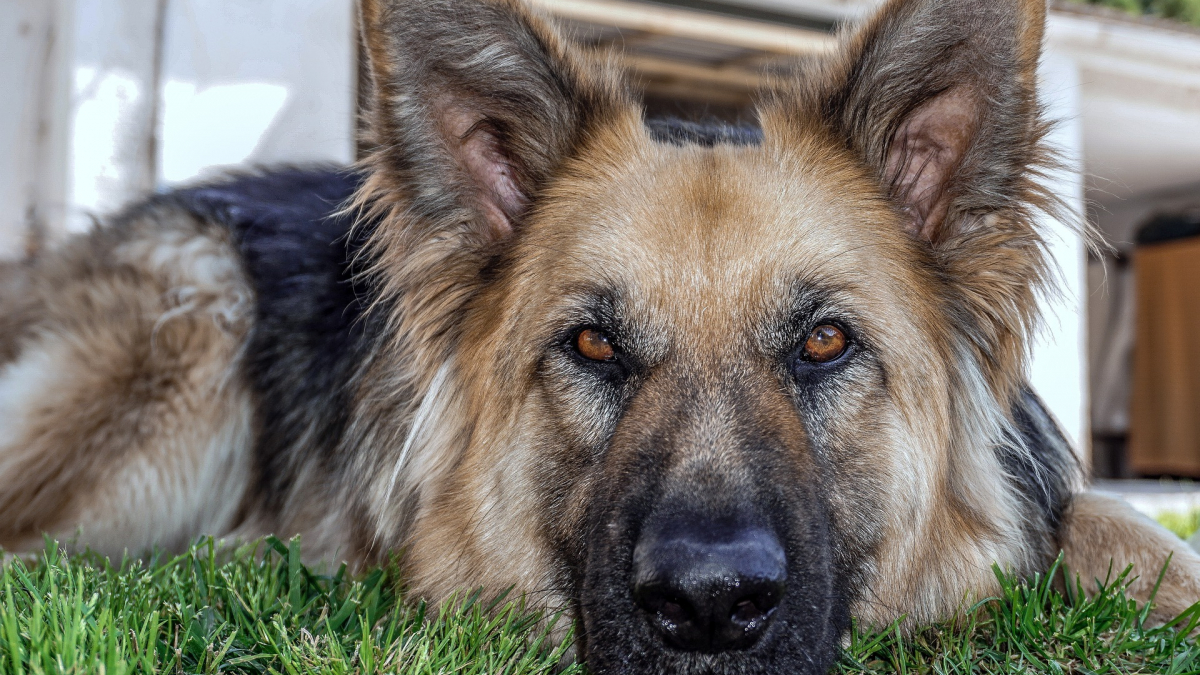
[{"xmin": 632, "ymin": 516, "xmax": 787, "ymax": 652}]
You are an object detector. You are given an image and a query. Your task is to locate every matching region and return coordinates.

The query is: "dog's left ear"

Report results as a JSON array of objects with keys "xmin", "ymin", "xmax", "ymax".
[{"xmin": 813, "ymin": 0, "xmax": 1048, "ymax": 243}]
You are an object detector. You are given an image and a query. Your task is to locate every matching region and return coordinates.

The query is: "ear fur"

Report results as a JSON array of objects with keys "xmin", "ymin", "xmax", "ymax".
[
  {"xmin": 351, "ymin": 0, "xmax": 634, "ymax": 357},
  {"xmin": 825, "ymin": 0, "xmax": 1051, "ymax": 244},
  {"xmin": 357, "ymin": 0, "xmax": 630, "ymax": 242}
]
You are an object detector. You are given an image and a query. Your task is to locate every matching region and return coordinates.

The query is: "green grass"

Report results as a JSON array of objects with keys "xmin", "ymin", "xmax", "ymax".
[
  {"xmin": 838, "ymin": 558, "xmax": 1200, "ymax": 674},
  {"xmin": 1069, "ymin": 0, "xmax": 1200, "ymax": 26},
  {"xmin": 1159, "ymin": 510, "xmax": 1200, "ymax": 541},
  {"xmin": 2, "ymin": 537, "xmax": 1200, "ymax": 674},
  {"xmin": 0, "ymin": 537, "xmax": 579, "ymax": 675}
]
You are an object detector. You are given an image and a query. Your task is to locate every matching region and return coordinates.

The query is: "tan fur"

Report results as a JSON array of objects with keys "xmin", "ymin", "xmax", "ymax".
[{"xmin": 0, "ymin": 0, "xmax": 1197, "ymax": 669}]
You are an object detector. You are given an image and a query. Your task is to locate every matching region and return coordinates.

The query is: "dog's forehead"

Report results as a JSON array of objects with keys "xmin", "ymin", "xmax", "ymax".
[{"xmin": 523, "ymin": 133, "xmax": 917, "ymax": 323}]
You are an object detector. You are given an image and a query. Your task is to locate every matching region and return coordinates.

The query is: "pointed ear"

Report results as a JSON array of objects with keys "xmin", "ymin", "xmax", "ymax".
[
  {"xmin": 357, "ymin": 0, "xmax": 630, "ymax": 240},
  {"xmin": 820, "ymin": 0, "xmax": 1049, "ymax": 242}
]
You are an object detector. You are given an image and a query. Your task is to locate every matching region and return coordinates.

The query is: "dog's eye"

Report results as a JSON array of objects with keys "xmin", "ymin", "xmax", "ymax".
[
  {"xmin": 576, "ymin": 328, "xmax": 616, "ymax": 362},
  {"xmin": 802, "ymin": 325, "xmax": 847, "ymax": 363}
]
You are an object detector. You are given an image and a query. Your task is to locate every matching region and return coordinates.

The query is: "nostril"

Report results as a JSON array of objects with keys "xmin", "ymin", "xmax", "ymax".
[
  {"xmin": 726, "ymin": 585, "xmax": 782, "ymax": 638},
  {"xmin": 731, "ymin": 598, "xmax": 766, "ymax": 625},
  {"xmin": 634, "ymin": 586, "xmax": 689, "ymax": 623},
  {"xmin": 659, "ymin": 599, "xmax": 690, "ymax": 627},
  {"xmin": 634, "ymin": 585, "xmax": 704, "ymax": 647}
]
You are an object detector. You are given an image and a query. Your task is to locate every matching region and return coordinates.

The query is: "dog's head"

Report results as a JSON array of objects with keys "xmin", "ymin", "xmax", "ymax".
[{"xmin": 351, "ymin": 0, "xmax": 1067, "ymax": 672}]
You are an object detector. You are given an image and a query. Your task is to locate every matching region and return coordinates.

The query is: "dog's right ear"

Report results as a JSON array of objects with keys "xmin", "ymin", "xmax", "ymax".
[{"xmin": 357, "ymin": 0, "xmax": 630, "ymax": 242}]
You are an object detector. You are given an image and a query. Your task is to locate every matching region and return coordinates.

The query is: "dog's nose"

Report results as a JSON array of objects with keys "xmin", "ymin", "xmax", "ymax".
[{"xmin": 632, "ymin": 516, "xmax": 786, "ymax": 652}]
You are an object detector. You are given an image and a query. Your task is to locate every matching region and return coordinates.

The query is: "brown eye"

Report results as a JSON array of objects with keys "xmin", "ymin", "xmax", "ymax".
[
  {"xmin": 803, "ymin": 325, "xmax": 847, "ymax": 363},
  {"xmin": 576, "ymin": 328, "xmax": 616, "ymax": 362}
]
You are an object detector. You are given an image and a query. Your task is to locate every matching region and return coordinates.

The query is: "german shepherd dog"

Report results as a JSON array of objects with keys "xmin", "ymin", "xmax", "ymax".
[{"xmin": 2, "ymin": 0, "xmax": 1199, "ymax": 671}]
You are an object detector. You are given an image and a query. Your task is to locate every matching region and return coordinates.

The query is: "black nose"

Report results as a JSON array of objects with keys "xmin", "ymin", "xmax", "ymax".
[{"xmin": 631, "ymin": 515, "xmax": 787, "ymax": 652}]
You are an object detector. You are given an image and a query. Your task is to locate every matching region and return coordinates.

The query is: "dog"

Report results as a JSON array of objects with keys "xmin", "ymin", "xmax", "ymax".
[{"xmin": 2, "ymin": 0, "xmax": 1199, "ymax": 671}]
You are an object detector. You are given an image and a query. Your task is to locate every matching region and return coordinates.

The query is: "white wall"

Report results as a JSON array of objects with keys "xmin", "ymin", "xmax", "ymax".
[
  {"xmin": 157, "ymin": 0, "xmax": 356, "ymax": 186},
  {"xmin": 66, "ymin": 0, "xmax": 162, "ymax": 233},
  {"xmin": 1029, "ymin": 50, "xmax": 1089, "ymax": 456},
  {"xmin": 0, "ymin": 0, "xmax": 72, "ymax": 259},
  {"xmin": 0, "ymin": 0, "xmax": 357, "ymax": 246}
]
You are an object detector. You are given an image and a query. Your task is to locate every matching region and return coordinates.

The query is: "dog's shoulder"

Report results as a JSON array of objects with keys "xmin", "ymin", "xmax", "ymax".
[{"xmin": 156, "ymin": 167, "xmax": 381, "ymax": 505}]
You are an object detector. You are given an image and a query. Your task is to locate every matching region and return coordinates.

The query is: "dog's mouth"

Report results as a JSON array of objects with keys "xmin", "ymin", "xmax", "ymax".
[{"xmin": 576, "ymin": 495, "xmax": 848, "ymax": 675}]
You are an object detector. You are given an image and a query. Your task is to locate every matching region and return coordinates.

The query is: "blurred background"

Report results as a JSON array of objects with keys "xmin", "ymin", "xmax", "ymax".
[{"xmin": 3, "ymin": 0, "xmax": 1200, "ymax": 509}]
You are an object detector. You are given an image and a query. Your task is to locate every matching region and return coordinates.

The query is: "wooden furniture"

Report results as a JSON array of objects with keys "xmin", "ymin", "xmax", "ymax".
[{"xmin": 1130, "ymin": 222, "xmax": 1200, "ymax": 476}]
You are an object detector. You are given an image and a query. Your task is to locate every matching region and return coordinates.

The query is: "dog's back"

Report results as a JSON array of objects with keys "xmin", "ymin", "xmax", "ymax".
[{"xmin": 0, "ymin": 166, "xmax": 396, "ymax": 559}]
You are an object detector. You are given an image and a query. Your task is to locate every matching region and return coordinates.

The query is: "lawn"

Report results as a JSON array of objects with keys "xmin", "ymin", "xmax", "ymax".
[{"xmin": 2, "ymin": 532, "xmax": 1200, "ymax": 674}]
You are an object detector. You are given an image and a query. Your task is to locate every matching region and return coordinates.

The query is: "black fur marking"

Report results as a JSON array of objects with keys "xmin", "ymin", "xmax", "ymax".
[
  {"xmin": 645, "ymin": 118, "xmax": 763, "ymax": 147},
  {"xmin": 1003, "ymin": 385, "xmax": 1079, "ymax": 533},
  {"xmin": 167, "ymin": 167, "xmax": 380, "ymax": 508}
]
